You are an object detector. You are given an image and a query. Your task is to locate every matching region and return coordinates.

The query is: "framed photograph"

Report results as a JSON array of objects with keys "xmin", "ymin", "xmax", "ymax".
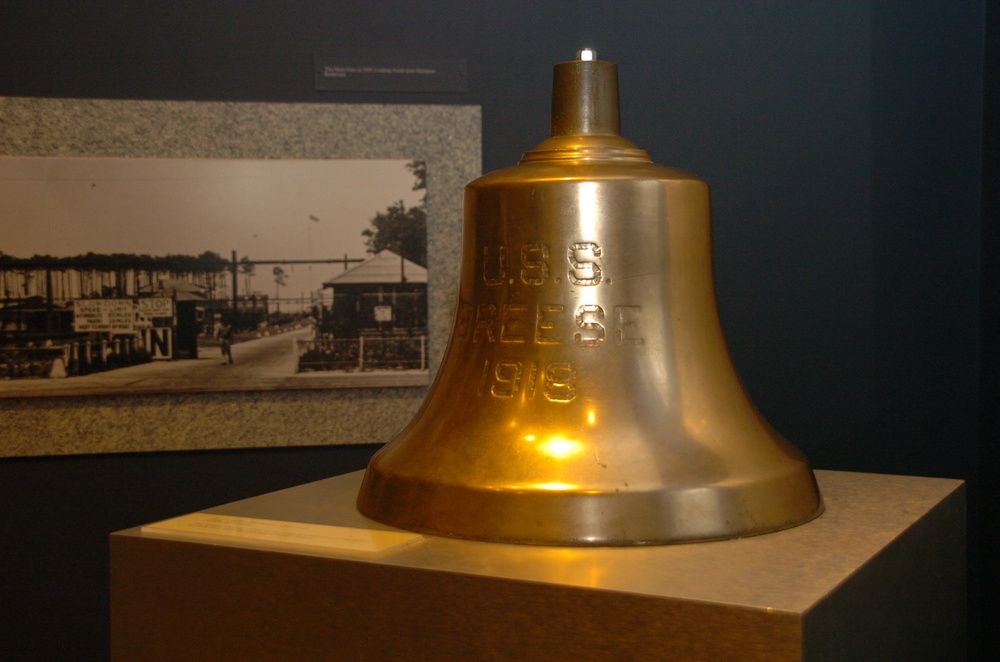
[
  {"xmin": 1, "ymin": 155, "xmax": 430, "ymax": 395},
  {"xmin": 0, "ymin": 97, "xmax": 481, "ymax": 457}
]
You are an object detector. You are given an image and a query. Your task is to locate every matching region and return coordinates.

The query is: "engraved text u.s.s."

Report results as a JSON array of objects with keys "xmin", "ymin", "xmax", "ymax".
[{"xmin": 454, "ymin": 241, "xmax": 643, "ymax": 404}]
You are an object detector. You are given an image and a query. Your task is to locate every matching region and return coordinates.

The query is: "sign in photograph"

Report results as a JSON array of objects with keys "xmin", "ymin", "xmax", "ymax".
[
  {"xmin": 137, "ymin": 298, "xmax": 173, "ymax": 318},
  {"xmin": 143, "ymin": 327, "xmax": 173, "ymax": 360},
  {"xmin": 73, "ymin": 299, "xmax": 136, "ymax": 334}
]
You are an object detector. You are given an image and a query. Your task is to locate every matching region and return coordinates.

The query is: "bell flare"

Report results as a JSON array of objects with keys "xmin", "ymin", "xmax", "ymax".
[
  {"xmin": 359, "ymin": 459, "xmax": 820, "ymax": 546},
  {"xmin": 356, "ymin": 50, "xmax": 823, "ymax": 545}
]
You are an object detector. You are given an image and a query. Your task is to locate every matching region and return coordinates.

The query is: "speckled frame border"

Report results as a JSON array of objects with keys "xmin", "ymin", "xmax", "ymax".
[{"xmin": 0, "ymin": 98, "xmax": 481, "ymax": 456}]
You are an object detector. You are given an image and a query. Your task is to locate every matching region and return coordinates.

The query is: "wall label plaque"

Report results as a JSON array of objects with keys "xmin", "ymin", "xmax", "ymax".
[
  {"xmin": 314, "ymin": 56, "xmax": 467, "ymax": 92},
  {"xmin": 142, "ymin": 513, "xmax": 423, "ymax": 556}
]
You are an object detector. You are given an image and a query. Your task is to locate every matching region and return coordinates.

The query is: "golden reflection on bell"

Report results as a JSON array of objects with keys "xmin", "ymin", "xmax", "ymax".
[{"xmin": 357, "ymin": 50, "xmax": 823, "ymax": 545}]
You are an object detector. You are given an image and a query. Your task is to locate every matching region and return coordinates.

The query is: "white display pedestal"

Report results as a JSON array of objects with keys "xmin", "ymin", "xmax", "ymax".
[{"xmin": 111, "ymin": 470, "xmax": 965, "ymax": 661}]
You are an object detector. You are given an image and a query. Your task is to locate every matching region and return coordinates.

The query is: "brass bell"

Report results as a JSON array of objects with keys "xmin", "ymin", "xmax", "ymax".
[{"xmin": 357, "ymin": 49, "xmax": 823, "ymax": 545}]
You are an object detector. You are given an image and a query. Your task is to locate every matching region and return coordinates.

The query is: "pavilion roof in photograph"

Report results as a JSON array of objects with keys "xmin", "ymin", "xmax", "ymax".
[{"xmin": 322, "ymin": 250, "xmax": 426, "ymax": 287}]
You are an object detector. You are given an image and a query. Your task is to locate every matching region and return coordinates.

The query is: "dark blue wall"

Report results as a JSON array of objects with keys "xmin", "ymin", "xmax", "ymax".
[{"xmin": 0, "ymin": 2, "xmax": 991, "ymax": 659}]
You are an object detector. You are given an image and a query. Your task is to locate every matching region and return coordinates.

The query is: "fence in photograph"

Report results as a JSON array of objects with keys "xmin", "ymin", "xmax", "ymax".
[
  {"xmin": 296, "ymin": 335, "xmax": 427, "ymax": 373},
  {"xmin": 0, "ymin": 336, "xmax": 151, "ymax": 379}
]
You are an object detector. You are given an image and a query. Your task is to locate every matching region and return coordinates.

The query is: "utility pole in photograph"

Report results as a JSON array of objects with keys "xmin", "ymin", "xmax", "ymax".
[{"xmin": 228, "ymin": 251, "xmax": 366, "ymax": 317}]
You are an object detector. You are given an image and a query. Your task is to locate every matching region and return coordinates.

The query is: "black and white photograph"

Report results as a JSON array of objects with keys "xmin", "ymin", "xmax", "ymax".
[{"xmin": 0, "ymin": 155, "xmax": 430, "ymax": 397}]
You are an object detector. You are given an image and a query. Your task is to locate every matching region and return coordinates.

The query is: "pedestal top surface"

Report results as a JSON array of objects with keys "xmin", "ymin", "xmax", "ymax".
[{"xmin": 122, "ymin": 469, "xmax": 962, "ymax": 615}]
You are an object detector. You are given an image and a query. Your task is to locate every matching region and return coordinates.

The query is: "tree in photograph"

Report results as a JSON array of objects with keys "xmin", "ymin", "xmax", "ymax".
[
  {"xmin": 361, "ymin": 160, "xmax": 427, "ymax": 267},
  {"xmin": 238, "ymin": 256, "xmax": 255, "ymax": 294},
  {"xmin": 406, "ymin": 159, "xmax": 426, "ymax": 194},
  {"xmin": 272, "ymin": 266, "xmax": 287, "ymax": 312},
  {"xmin": 0, "ymin": 251, "xmax": 235, "ymax": 304}
]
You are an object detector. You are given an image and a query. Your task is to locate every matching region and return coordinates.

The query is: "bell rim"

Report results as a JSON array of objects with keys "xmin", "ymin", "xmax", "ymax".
[{"xmin": 357, "ymin": 463, "xmax": 825, "ymax": 547}]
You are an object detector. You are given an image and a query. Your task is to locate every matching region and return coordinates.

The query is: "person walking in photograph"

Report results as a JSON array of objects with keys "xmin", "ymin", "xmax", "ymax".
[{"xmin": 219, "ymin": 320, "xmax": 234, "ymax": 365}]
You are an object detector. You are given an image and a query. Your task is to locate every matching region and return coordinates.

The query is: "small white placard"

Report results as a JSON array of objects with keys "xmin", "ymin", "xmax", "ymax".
[
  {"xmin": 137, "ymin": 297, "xmax": 174, "ymax": 319},
  {"xmin": 142, "ymin": 513, "xmax": 422, "ymax": 557}
]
